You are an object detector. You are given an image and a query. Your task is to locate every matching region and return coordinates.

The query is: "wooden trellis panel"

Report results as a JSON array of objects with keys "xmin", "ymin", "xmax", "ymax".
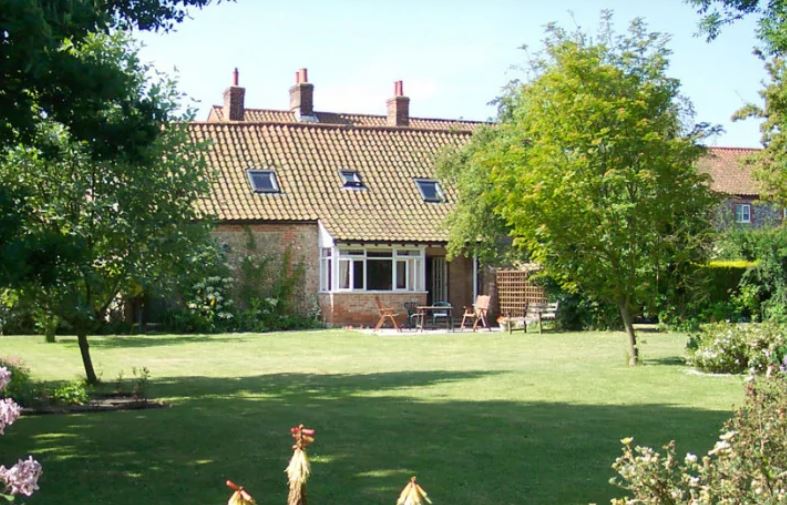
[{"xmin": 496, "ymin": 269, "xmax": 547, "ymax": 317}]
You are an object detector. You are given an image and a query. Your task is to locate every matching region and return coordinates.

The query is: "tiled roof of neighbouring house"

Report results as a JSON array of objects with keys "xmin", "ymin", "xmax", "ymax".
[
  {"xmin": 190, "ymin": 121, "xmax": 474, "ymax": 243},
  {"xmin": 207, "ymin": 105, "xmax": 483, "ymax": 132},
  {"xmin": 697, "ymin": 147, "xmax": 762, "ymax": 196}
]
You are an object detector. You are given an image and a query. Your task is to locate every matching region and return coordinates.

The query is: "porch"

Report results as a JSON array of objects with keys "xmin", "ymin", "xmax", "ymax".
[{"xmin": 317, "ymin": 244, "xmax": 484, "ymax": 327}]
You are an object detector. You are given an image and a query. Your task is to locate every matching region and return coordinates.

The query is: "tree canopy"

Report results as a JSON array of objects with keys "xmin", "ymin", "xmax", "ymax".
[
  {"xmin": 439, "ymin": 15, "xmax": 718, "ymax": 365},
  {"xmin": 0, "ymin": 0, "xmax": 213, "ymax": 151}
]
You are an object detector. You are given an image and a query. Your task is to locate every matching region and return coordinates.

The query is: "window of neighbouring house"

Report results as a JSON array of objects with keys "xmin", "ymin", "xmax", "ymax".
[
  {"xmin": 414, "ymin": 179, "xmax": 443, "ymax": 202},
  {"xmin": 327, "ymin": 247, "xmax": 425, "ymax": 292},
  {"xmin": 340, "ymin": 169, "xmax": 364, "ymax": 189},
  {"xmin": 735, "ymin": 203, "xmax": 752, "ymax": 224},
  {"xmin": 247, "ymin": 169, "xmax": 280, "ymax": 193}
]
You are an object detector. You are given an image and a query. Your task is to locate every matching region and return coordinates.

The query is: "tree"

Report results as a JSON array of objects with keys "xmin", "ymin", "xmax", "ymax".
[
  {"xmin": 439, "ymin": 14, "xmax": 718, "ymax": 365},
  {"xmin": 0, "ymin": 0, "xmax": 213, "ymax": 150},
  {"xmin": 690, "ymin": 0, "xmax": 787, "ymax": 205},
  {"xmin": 0, "ymin": 33, "xmax": 212, "ymax": 384}
]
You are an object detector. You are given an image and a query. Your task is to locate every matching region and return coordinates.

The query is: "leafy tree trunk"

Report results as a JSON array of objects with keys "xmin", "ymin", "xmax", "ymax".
[
  {"xmin": 76, "ymin": 331, "xmax": 98, "ymax": 384},
  {"xmin": 618, "ymin": 302, "xmax": 639, "ymax": 366}
]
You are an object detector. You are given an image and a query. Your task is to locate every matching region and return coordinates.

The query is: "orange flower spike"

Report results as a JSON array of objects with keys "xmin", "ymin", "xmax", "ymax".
[{"xmin": 226, "ymin": 480, "xmax": 257, "ymax": 505}]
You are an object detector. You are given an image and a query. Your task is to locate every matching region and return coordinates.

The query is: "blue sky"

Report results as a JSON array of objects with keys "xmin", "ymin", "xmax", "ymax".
[{"xmin": 136, "ymin": 0, "xmax": 765, "ymax": 147}]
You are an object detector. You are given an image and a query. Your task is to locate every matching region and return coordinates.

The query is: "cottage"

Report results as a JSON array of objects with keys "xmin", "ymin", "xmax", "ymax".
[
  {"xmin": 192, "ymin": 69, "xmax": 488, "ymax": 326},
  {"xmin": 193, "ymin": 68, "xmax": 781, "ymax": 327}
]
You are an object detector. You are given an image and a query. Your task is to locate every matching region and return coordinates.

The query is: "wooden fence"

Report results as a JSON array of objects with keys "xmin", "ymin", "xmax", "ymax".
[{"xmin": 496, "ymin": 269, "xmax": 547, "ymax": 317}]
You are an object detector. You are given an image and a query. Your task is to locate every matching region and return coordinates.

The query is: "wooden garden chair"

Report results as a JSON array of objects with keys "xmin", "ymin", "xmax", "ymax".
[
  {"xmin": 374, "ymin": 296, "xmax": 401, "ymax": 331},
  {"xmin": 460, "ymin": 295, "xmax": 491, "ymax": 331}
]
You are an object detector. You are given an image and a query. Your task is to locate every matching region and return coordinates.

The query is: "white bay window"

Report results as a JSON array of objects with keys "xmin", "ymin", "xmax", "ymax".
[{"xmin": 319, "ymin": 246, "xmax": 425, "ymax": 292}]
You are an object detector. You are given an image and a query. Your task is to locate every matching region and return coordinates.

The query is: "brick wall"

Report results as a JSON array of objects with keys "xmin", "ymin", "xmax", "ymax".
[
  {"xmin": 319, "ymin": 292, "xmax": 427, "ymax": 327},
  {"xmin": 212, "ymin": 223, "xmax": 319, "ymax": 313}
]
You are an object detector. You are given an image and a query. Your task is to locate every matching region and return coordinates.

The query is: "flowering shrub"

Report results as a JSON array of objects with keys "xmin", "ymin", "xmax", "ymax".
[
  {"xmin": 180, "ymin": 275, "xmax": 235, "ymax": 332},
  {"xmin": 0, "ymin": 358, "xmax": 35, "ymax": 407},
  {"xmin": 687, "ymin": 322, "xmax": 786, "ymax": 374},
  {"xmin": 0, "ymin": 366, "xmax": 42, "ymax": 503},
  {"xmin": 609, "ymin": 372, "xmax": 786, "ymax": 504}
]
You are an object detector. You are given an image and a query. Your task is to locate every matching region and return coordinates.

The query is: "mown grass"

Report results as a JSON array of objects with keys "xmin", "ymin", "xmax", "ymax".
[{"xmin": 0, "ymin": 330, "xmax": 743, "ymax": 504}]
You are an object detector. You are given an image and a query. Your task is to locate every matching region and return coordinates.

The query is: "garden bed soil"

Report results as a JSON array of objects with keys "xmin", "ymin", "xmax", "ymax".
[{"xmin": 22, "ymin": 394, "xmax": 167, "ymax": 415}]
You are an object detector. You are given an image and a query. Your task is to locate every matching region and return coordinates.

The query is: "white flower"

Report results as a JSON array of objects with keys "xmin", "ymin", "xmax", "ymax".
[
  {"xmin": 0, "ymin": 398, "xmax": 21, "ymax": 435},
  {"xmin": 709, "ymin": 440, "xmax": 730, "ymax": 455},
  {"xmin": 684, "ymin": 453, "xmax": 698, "ymax": 465},
  {"xmin": 719, "ymin": 431, "xmax": 736, "ymax": 441},
  {"xmin": 0, "ymin": 456, "xmax": 42, "ymax": 496}
]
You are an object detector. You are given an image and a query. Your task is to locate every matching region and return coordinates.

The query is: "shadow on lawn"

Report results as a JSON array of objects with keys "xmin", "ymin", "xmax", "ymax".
[
  {"xmin": 56, "ymin": 334, "xmax": 249, "ymax": 349},
  {"xmin": 11, "ymin": 370, "xmax": 734, "ymax": 505}
]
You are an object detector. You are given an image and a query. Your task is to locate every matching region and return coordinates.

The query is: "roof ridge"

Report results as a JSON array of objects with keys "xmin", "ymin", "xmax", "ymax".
[
  {"xmin": 705, "ymin": 146, "xmax": 761, "ymax": 151},
  {"xmin": 209, "ymin": 105, "xmax": 489, "ymax": 125},
  {"xmin": 190, "ymin": 120, "xmax": 475, "ymax": 135}
]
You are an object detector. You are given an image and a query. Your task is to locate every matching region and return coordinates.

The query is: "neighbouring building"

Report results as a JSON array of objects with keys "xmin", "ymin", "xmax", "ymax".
[
  {"xmin": 697, "ymin": 147, "xmax": 785, "ymax": 228},
  {"xmin": 193, "ymin": 68, "xmax": 781, "ymax": 327}
]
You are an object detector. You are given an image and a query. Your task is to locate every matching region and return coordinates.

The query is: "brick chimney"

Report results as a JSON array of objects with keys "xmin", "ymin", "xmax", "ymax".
[
  {"xmin": 289, "ymin": 68, "xmax": 314, "ymax": 118},
  {"xmin": 222, "ymin": 67, "xmax": 245, "ymax": 121},
  {"xmin": 387, "ymin": 80, "xmax": 409, "ymax": 127}
]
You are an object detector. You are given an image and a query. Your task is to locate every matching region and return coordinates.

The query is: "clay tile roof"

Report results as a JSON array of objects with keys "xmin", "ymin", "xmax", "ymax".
[
  {"xmin": 191, "ymin": 121, "xmax": 474, "ymax": 243},
  {"xmin": 697, "ymin": 146, "xmax": 762, "ymax": 196},
  {"xmin": 208, "ymin": 105, "xmax": 484, "ymax": 132}
]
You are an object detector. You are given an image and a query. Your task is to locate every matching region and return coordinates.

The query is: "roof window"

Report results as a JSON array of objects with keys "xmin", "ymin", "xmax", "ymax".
[
  {"xmin": 415, "ymin": 179, "xmax": 443, "ymax": 202},
  {"xmin": 247, "ymin": 169, "xmax": 280, "ymax": 193},
  {"xmin": 340, "ymin": 169, "xmax": 364, "ymax": 189}
]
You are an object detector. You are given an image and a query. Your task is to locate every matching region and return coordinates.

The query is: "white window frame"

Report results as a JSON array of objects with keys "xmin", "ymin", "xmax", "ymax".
[
  {"xmin": 319, "ymin": 245, "xmax": 426, "ymax": 293},
  {"xmin": 735, "ymin": 203, "xmax": 751, "ymax": 224}
]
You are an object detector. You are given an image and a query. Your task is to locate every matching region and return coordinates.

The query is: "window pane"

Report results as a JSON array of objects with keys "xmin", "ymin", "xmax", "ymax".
[
  {"xmin": 248, "ymin": 170, "xmax": 279, "ymax": 192},
  {"xmin": 339, "ymin": 260, "xmax": 350, "ymax": 289},
  {"xmin": 735, "ymin": 204, "xmax": 751, "ymax": 223},
  {"xmin": 341, "ymin": 170, "xmax": 363, "ymax": 187},
  {"xmin": 353, "ymin": 260, "xmax": 364, "ymax": 289},
  {"xmin": 396, "ymin": 260, "xmax": 407, "ymax": 289},
  {"xmin": 367, "ymin": 251, "xmax": 392, "ymax": 258},
  {"xmin": 320, "ymin": 258, "xmax": 332, "ymax": 291},
  {"xmin": 416, "ymin": 180, "xmax": 442, "ymax": 201},
  {"xmin": 367, "ymin": 259, "xmax": 392, "ymax": 290}
]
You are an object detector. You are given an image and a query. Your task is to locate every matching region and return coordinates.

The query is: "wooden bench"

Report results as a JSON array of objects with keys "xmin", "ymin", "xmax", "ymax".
[{"xmin": 525, "ymin": 302, "xmax": 559, "ymax": 333}]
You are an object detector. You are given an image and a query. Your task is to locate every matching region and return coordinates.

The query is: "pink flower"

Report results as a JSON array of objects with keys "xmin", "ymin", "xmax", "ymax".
[
  {"xmin": 0, "ymin": 398, "xmax": 21, "ymax": 435},
  {"xmin": 0, "ymin": 456, "xmax": 42, "ymax": 496},
  {"xmin": 0, "ymin": 367, "xmax": 10, "ymax": 391}
]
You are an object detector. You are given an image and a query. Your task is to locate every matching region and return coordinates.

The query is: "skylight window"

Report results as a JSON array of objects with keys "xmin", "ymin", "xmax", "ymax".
[
  {"xmin": 340, "ymin": 170, "xmax": 364, "ymax": 189},
  {"xmin": 415, "ymin": 179, "xmax": 443, "ymax": 202},
  {"xmin": 247, "ymin": 169, "xmax": 280, "ymax": 193}
]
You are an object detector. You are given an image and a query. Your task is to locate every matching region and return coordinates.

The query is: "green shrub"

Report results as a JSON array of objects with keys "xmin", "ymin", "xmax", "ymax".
[
  {"xmin": 609, "ymin": 372, "xmax": 787, "ymax": 504},
  {"xmin": 686, "ymin": 322, "xmax": 786, "ymax": 374},
  {"xmin": 0, "ymin": 356, "xmax": 37, "ymax": 406},
  {"xmin": 49, "ymin": 380, "xmax": 89, "ymax": 405}
]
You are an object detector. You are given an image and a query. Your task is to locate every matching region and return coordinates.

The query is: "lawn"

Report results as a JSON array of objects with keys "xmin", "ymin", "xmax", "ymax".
[{"xmin": 1, "ymin": 330, "xmax": 743, "ymax": 505}]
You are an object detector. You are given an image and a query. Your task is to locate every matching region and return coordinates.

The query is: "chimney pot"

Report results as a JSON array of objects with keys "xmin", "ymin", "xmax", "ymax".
[
  {"xmin": 387, "ymin": 80, "xmax": 409, "ymax": 127},
  {"xmin": 232, "ymin": 67, "xmax": 239, "ymax": 86}
]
